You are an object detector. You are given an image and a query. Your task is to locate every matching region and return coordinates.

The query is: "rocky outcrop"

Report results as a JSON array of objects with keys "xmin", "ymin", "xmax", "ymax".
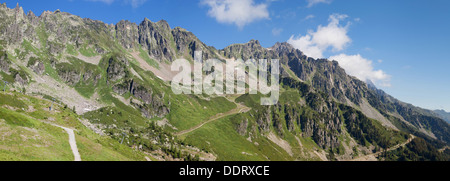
[
  {"xmin": 82, "ymin": 70, "xmax": 101, "ymax": 85},
  {"xmin": 106, "ymin": 55, "xmax": 128, "ymax": 82},
  {"xmin": 256, "ymin": 107, "xmax": 272, "ymax": 133},
  {"xmin": 0, "ymin": 51, "xmax": 9, "ymax": 72},
  {"xmin": 58, "ymin": 67, "xmax": 80, "ymax": 85},
  {"xmin": 115, "ymin": 20, "xmax": 139, "ymax": 49},
  {"xmin": 138, "ymin": 19, "xmax": 175, "ymax": 62},
  {"xmin": 172, "ymin": 27, "xmax": 214, "ymax": 60},
  {"xmin": 14, "ymin": 73, "xmax": 27, "ymax": 85},
  {"xmin": 284, "ymin": 106, "xmax": 298, "ymax": 132},
  {"xmin": 28, "ymin": 59, "xmax": 45, "ymax": 75},
  {"xmin": 113, "ymin": 79, "xmax": 170, "ymax": 118},
  {"xmin": 222, "ymin": 40, "xmax": 268, "ymax": 60},
  {"xmin": 236, "ymin": 119, "xmax": 248, "ymax": 136}
]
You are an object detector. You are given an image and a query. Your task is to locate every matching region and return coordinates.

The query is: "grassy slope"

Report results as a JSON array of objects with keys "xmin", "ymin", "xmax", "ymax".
[
  {"xmin": 0, "ymin": 92, "xmax": 147, "ymax": 161},
  {"xmin": 180, "ymin": 79, "xmax": 409, "ymax": 161},
  {"xmin": 183, "ymin": 115, "xmax": 292, "ymax": 161},
  {"xmin": 181, "ymin": 89, "xmax": 323, "ymax": 161}
]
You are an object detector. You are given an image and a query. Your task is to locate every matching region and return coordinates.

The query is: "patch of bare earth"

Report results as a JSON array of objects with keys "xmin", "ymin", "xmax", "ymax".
[
  {"xmin": 360, "ymin": 99, "xmax": 398, "ymax": 130},
  {"xmin": 26, "ymin": 74, "xmax": 104, "ymax": 114},
  {"xmin": 130, "ymin": 51, "xmax": 175, "ymax": 81},
  {"xmin": 79, "ymin": 118, "xmax": 105, "ymax": 136},
  {"xmin": 156, "ymin": 118, "xmax": 178, "ymax": 130},
  {"xmin": 313, "ymin": 150, "xmax": 328, "ymax": 161},
  {"xmin": 76, "ymin": 54, "xmax": 102, "ymax": 65},
  {"xmin": 267, "ymin": 132, "xmax": 293, "ymax": 156}
]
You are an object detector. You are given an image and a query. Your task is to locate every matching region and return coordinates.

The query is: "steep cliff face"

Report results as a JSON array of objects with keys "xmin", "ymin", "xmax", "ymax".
[
  {"xmin": 0, "ymin": 50, "xmax": 10, "ymax": 72},
  {"xmin": 138, "ymin": 19, "xmax": 175, "ymax": 62},
  {"xmin": 112, "ymin": 79, "xmax": 170, "ymax": 118},
  {"xmin": 249, "ymin": 78, "xmax": 343, "ymax": 150},
  {"xmin": 115, "ymin": 20, "xmax": 139, "ymax": 49},
  {"xmin": 172, "ymin": 27, "xmax": 217, "ymax": 61},
  {"xmin": 106, "ymin": 55, "xmax": 129, "ymax": 82}
]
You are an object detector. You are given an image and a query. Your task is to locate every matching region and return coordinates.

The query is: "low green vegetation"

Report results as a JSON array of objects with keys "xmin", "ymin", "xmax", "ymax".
[
  {"xmin": 183, "ymin": 115, "xmax": 292, "ymax": 161},
  {"xmin": 0, "ymin": 92, "xmax": 147, "ymax": 161},
  {"xmin": 382, "ymin": 137, "xmax": 450, "ymax": 161},
  {"xmin": 139, "ymin": 47, "xmax": 159, "ymax": 69},
  {"xmin": 79, "ymin": 44, "xmax": 98, "ymax": 57}
]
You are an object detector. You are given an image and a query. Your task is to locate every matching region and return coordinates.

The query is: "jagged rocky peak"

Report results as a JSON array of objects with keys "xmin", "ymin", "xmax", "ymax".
[
  {"xmin": 156, "ymin": 19, "xmax": 170, "ymax": 30},
  {"xmin": 141, "ymin": 18, "xmax": 171, "ymax": 31},
  {"xmin": 13, "ymin": 3, "xmax": 26, "ymax": 21},
  {"xmin": 27, "ymin": 10, "xmax": 35, "ymax": 17},
  {"xmin": 172, "ymin": 26, "xmax": 188, "ymax": 32},
  {"xmin": 14, "ymin": 2, "xmax": 24, "ymax": 13},
  {"xmin": 138, "ymin": 18, "xmax": 176, "ymax": 61},
  {"xmin": 271, "ymin": 42, "xmax": 294, "ymax": 52},
  {"xmin": 115, "ymin": 20, "xmax": 139, "ymax": 49},
  {"xmin": 221, "ymin": 39, "xmax": 267, "ymax": 60},
  {"xmin": 247, "ymin": 39, "xmax": 261, "ymax": 47}
]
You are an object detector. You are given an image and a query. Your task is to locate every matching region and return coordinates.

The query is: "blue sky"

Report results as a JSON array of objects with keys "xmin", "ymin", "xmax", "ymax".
[{"xmin": 4, "ymin": 0, "xmax": 450, "ymax": 112}]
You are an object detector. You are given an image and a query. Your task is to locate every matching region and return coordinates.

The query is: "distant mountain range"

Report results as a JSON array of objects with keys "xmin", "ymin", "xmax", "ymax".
[
  {"xmin": 0, "ymin": 3, "xmax": 448, "ymax": 161},
  {"xmin": 434, "ymin": 110, "xmax": 450, "ymax": 124}
]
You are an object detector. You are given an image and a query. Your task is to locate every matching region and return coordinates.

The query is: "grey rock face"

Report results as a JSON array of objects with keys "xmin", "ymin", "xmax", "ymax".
[
  {"xmin": 115, "ymin": 20, "xmax": 138, "ymax": 49},
  {"xmin": 30, "ymin": 61, "xmax": 45, "ymax": 75},
  {"xmin": 113, "ymin": 79, "xmax": 170, "ymax": 118},
  {"xmin": 58, "ymin": 68, "xmax": 81, "ymax": 85},
  {"xmin": 106, "ymin": 56, "xmax": 128, "ymax": 82},
  {"xmin": 236, "ymin": 119, "xmax": 248, "ymax": 136},
  {"xmin": 14, "ymin": 73, "xmax": 27, "ymax": 85},
  {"xmin": 138, "ymin": 19, "xmax": 175, "ymax": 62},
  {"xmin": 0, "ymin": 52, "xmax": 9, "ymax": 72}
]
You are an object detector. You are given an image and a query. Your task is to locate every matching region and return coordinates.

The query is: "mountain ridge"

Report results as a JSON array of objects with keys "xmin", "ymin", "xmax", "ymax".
[{"xmin": 0, "ymin": 3, "xmax": 448, "ymax": 161}]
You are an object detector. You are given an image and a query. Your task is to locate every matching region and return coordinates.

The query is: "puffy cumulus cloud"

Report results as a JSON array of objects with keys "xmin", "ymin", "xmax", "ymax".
[
  {"xmin": 288, "ymin": 34, "xmax": 324, "ymax": 58},
  {"xmin": 288, "ymin": 14, "xmax": 351, "ymax": 59},
  {"xmin": 306, "ymin": 0, "xmax": 332, "ymax": 8},
  {"xmin": 289, "ymin": 14, "xmax": 391, "ymax": 87},
  {"xmin": 329, "ymin": 54, "xmax": 391, "ymax": 87},
  {"xmin": 202, "ymin": 0, "xmax": 270, "ymax": 29}
]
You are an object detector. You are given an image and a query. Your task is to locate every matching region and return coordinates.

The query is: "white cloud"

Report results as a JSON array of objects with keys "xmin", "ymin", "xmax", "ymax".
[
  {"xmin": 288, "ymin": 14, "xmax": 351, "ymax": 58},
  {"xmin": 272, "ymin": 28, "xmax": 283, "ymax": 36},
  {"xmin": 329, "ymin": 54, "xmax": 391, "ymax": 87},
  {"xmin": 127, "ymin": 0, "xmax": 147, "ymax": 8},
  {"xmin": 288, "ymin": 34, "xmax": 324, "ymax": 58},
  {"xmin": 202, "ymin": 0, "xmax": 270, "ymax": 29},
  {"xmin": 289, "ymin": 14, "xmax": 390, "ymax": 87},
  {"xmin": 303, "ymin": 14, "xmax": 315, "ymax": 21},
  {"xmin": 306, "ymin": 0, "xmax": 332, "ymax": 8}
]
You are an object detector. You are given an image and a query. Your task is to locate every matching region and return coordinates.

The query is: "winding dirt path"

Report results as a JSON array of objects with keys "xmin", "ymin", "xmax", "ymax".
[
  {"xmin": 51, "ymin": 124, "xmax": 82, "ymax": 161},
  {"xmin": 175, "ymin": 99, "xmax": 251, "ymax": 136},
  {"xmin": 351, "ymin": 135, "xmax": 415, "ymax": 161},
  {"xmin": 18, "ymin": 111, "xmax": 82, "ymax": 161}
]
